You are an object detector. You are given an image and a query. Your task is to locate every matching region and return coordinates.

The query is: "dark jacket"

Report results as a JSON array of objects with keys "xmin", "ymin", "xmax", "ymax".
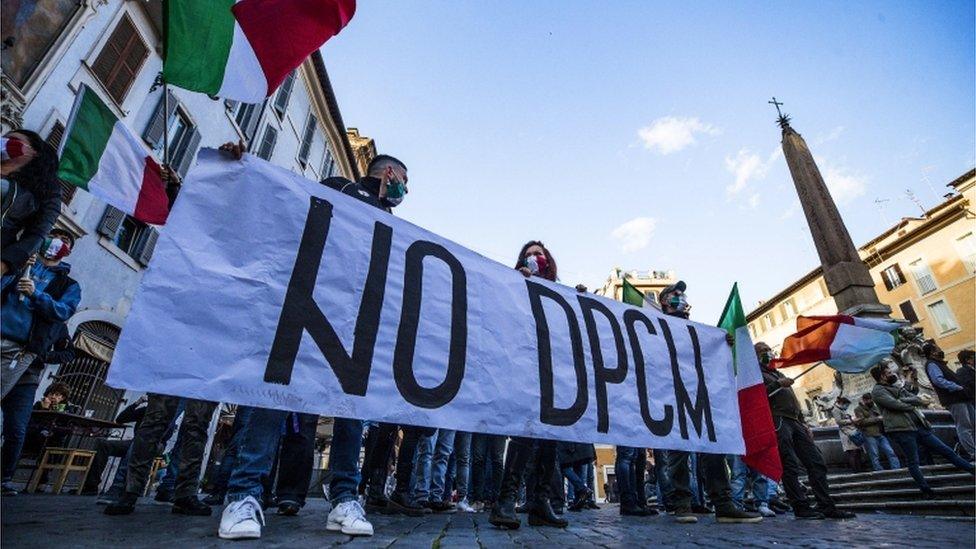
[
  {"xmin": 16, "ymin": 322, "xmax": 74, "ymax": 387},
  {"xmin": 557, "ymin": 442, "xmax": 596, "ymax": 467},
  {"xmin": 923, "ymin": 360, "xmax": 968, "ymax": 407},
  {"xmin": 0, "ymin": 261, "xmax": 81, "ymax": 354},
  {"xmin": 956, "ymin": 365, "xmax": 975, "ymax": 401},
  {"xmin": 115, "ymin": 400, "xmax": 148, "ymax": 430},
  {"xmin": 322, "ymin": 176, "xmax": 391, "ymax": 213},
  {"xmin": 1, "ymin": 178, "xmax": 62, "ymax": 272},
  {"xmin": 761, "ymin": 366, "xmax": 805, "ymax": 421},
  {"xmin": 871, "ymin": 382, "xmax": 930, "ymax": 432},
  {"xmin": 853, "ymin": 401, "xmax": 885, "ymax": 438}
]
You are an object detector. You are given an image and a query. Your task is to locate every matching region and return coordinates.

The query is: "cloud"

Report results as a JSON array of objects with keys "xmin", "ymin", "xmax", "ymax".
[
  {"xmin": 819, "ymin": 160, "xmax": 867, "ymax": 205},
  {"xmin": 611, "ymin": 217, "xmax": 657, "ymax": 252},
  {"xmin": 748, "ymin": 193, "xmax": 761, "ymax": 208},
  {"xmin": 637, "ymin": 116, "xmax": 719, "ymax": 155},
  {"xmin": 815, "ymin": 126, "xmax": 845, "ymax": 145},
  {"xmin": 725, "ymin": 148, "xmax": 769, "ymax": 195},
  {"xmin": 779, "ymin": 200, "xmax": 800, "ymax": 220}
]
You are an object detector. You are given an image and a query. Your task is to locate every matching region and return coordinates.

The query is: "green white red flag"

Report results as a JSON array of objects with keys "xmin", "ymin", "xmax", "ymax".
[
  {"xmin": 57, "ymin": 85, "xmax": 170, "ymax": 224},
  {"xmin": 163, "ymin": 0, "xmax": 356, "ymax": 102},
  {"xmin": 771, "ymin": 315, "xmax": 901, "ymax": 373},
  {"xmin": 718, "ymin": 283, "xmax": 782, "ymax": 481}
]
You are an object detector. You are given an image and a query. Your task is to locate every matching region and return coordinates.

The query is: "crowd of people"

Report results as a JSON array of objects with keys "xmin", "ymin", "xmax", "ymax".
[{"xmin": 1, "ymin": 131, "xmax": 974, "ymax": 540}]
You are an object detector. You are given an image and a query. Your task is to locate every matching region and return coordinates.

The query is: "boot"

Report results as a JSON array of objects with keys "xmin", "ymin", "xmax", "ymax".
[
  {"xmin": 489, "ymin": 499, "xmax": 521, "ymax": 529},
  {"xmin": 104, "ymin": 492, "xmax": 139, "ymax": 515},
  {"xmin": 527, "ymin": 498, "xmax": 568, "ymax": 528},
  {"xmin": 364, "ymin": 468, "xmax": 389, "ymax": 513}
]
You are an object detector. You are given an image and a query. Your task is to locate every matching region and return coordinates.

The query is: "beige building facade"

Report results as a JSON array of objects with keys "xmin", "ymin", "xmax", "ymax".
[
  {"xmin": 747, "ymin": 169, "xmax": 976, "ymax": 424},
  {"xmin": 594, "ymin": 268, "xmax": 677, "ymax": 307}
]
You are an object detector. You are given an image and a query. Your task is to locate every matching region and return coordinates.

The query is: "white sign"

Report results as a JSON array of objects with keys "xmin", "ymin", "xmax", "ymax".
[{"xmin": 110, "ymin": 150, "xmax": 744, "ymax": 453}]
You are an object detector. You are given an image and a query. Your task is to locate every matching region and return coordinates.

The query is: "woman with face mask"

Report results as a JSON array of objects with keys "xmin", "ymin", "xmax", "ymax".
[
  {"xmin": 489, "ymin": 241, "xmax": 568, "ymax": 530},
  {"xmin": 1, "ymin": 130, "xmax": 61, "ymax": 277}
]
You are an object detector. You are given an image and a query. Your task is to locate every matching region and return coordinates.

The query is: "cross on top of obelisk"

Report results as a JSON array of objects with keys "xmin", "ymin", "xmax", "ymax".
[{"xmin": 768, "ymin": 96, "xmax": 791, "ymax": 129}]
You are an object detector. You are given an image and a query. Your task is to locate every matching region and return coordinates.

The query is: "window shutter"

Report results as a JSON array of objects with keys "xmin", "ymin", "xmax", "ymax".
[
  {"xmin": 91, "ymin": 15, "xmax": 148, "ymax": 104},
  {"xmin": 224, "ymin": 99, "xmax": 238, "ymax": 111},
  {"xmin": 242, "ymin": 103, "xmax": 262, "ymax": 144},
  {"xmin": 46, "ymin": 122, "xmax": 78, "ymax": 205},
  {"xmin": 257, "ymin": 127, "xmax": 277, "ymax": 160},
  {"xmin": 175, "ymin": 127, "xmax": 202, "ymax": 178},
  {"xmin": 135, "ymin": 227, "xmax": 159, "ymax": 267},
  {"xmin": 97, "ymin": 206, "xmax": 126, "ymax": 238},
  {"xmin": 273, "ymin": 71, "xmax": 296, "ymax": 116},
  {"xmin": 898, "ymin": 301, "xmax": 918, "ymax": 324},
  {"xmin": 893, "ymin": 264, "xmax": 905, "ymax": 285},
  {"xmin": 881, "ymin": 269, "xmax": 894, "ymax": 291},
  {"xmin": 298, "ymin": 115, "xmax": 316, "ymax": 166},
  {"xmin": 143, "ymin": 89, "xmax": 177, "ymax": 149}
]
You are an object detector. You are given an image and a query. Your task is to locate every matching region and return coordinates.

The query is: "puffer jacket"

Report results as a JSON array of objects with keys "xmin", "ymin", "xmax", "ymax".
[
  {"xmin": 871, "ymin": 382, "xmax": 930, "ymax": 432},
  {"xmin": 1, "ymin": 177, "xmax": 61, "ymax": 272}
]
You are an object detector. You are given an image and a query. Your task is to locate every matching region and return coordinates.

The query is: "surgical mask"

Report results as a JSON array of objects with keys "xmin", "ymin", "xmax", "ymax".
[
  {"xmin": 1, "ymin": 136, "xmax": 26, "ymax": 162},
  {"xmin": 667, "ymin": 293, "xmax": 689, "ymax": 313},
  {"xmin": 525, "ymin": 254, "xmax": 548, "ymax": 276},
  {"xmin": 383, "ymin": 176, "xmax": 407, "ymax": 207},
  {"xmin": 759, "ymin": 352, "xmax": 773, "ymax": 366},
  {"xmin": 40, "ymin": 237, "xmax": 71, "ymax": 260}
]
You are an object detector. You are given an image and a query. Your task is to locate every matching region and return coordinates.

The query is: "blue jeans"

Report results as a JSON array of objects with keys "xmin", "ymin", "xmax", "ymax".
[
  {"xmin": 562, "ymin": 463, "xmax": 587, "ymax": 499},
  {"xmin": 888, "ymin": 428, "xmax": 975, "ymax": 490},
  {"xmin": 1, "ymin": 383, "xmax": 38, "ymax": 482},
  {"xmin": 862, "ymin": 434, "xmax": 900, "ymax": 471},
  {"xmin": 411, "ymin": 429, "xmax": 455, "ymax": 503},
  {"xmin": 453, "ymin": 432, "xmax": 472, "ymax": 500},
  {"xmin": 615, "ymin": 446, "xmax": 640, "ymax": 506},
  {"xmin": 227, "ymin": 406, "xmax": 363, "ymax": 505},
  {"xmin": 730, "ymin": 455, "xmax": 769, "ymax": 508}
]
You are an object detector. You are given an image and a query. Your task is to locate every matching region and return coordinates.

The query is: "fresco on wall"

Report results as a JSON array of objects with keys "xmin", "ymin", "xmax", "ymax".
[{"xmin": 1, "ymin": 0, "xmax": 81, "ymax": 88}]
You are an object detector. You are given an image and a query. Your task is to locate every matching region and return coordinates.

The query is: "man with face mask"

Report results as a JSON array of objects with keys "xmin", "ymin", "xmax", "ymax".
[
  {"xmin": 212, "ymin": 145, "xmax": 409, "ymax": 539},
  {"xmin": 658, "ymin": 282, "xmax": 762, "ymax": 524},
  {"xmin": 756, "ymin": 342, "xmax": 854, "ymax": 520},
  {"xmin": 870, "ymin": 363, "xmax": 974, "ymax": 497},
  {"xmin": 921, "ymin": 342, "xmax": 974, "ymax": 458}
]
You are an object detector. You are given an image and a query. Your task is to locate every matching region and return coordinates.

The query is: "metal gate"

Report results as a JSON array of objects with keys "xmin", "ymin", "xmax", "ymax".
[{"xmin": 55, "ymin": 321, "xmax": 123, "ymax": 421}]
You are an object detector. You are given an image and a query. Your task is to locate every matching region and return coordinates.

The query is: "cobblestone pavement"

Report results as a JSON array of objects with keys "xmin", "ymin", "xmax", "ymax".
[{"xmin": 2, "ymin": 496, "xmax": 973, "ymax": 548}]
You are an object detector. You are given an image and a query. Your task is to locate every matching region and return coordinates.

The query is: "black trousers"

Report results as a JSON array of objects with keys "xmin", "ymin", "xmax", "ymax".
[
  {"xmin": 775, "ymin": 416, "xmax": 835, "ymax": 511},
  {"xmin": 498, "ymin": 437, "xmax": 556, "ymax": 504},
  {"xmin": 275, "ymin": 413, "xmax": 318, "ymax": 505},
  {"xmin": 393, "ymin": 426, "xmax": 436, "ymax": 496},
  {"xmin": 668, "ymin": 450, "xmax": 733, "ymax": 510},
  {"xmin": 124, "ymin": 394, "xmax": 217, "ymax": 499},
  {"xmin": 470, "ymin": 433, "xmax": 505, "ymax": 502},
  {"xmin": 83, "ymin": 438, "xmax": 130, "ymax": 493}
]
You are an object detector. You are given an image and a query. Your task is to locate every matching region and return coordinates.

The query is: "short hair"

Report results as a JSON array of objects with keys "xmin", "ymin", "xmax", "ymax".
[
  {"xmin": 366, "ymin": 154, "xmax": 407, "ymax": 177},
  {"xmin": 959, "ymin": 349, "xmax": 975, "ymax": 364},
  {"xmin": 45, "ymin": 382, "xmax": 71, "ymax": 398},
  {"xmin": 869, "ymin": 366, "xmax": 883, "ymax": 382},
  {"xmin": 49, "ymin": 228, "xmax": 76, "ymax": 250}
]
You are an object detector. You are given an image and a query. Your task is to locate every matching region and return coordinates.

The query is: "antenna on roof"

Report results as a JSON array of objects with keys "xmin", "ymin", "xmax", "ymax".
[
  {"xmin": 904, "ymin": 189, "xmax": 926, "ymax": 216},
  {"xmin": 873, "ymin": 198, "xmax": 890, "ymax": 226}
]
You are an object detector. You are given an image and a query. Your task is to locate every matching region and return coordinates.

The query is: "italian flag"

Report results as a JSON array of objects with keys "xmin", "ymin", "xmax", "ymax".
[
  {"xmin": 719, "ymin": 284, "xmax": 782, "ymax": 481},
  {"xmin": 622, "ymin": 277, "xmax": 656, "ymax": 309},
  {"xmin": 770, "ymin": 315, "xmax": 901, "ymax": 374},
  {"xmin": 58, "ymin": 85, "xmax": 170, "ymax": 224},
  {"xmin": 163, "ymin": 0, "xmax": 356, "ymax": 102}
]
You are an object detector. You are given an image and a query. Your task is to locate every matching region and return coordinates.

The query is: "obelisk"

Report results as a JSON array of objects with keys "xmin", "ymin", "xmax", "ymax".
[{"xmin": 772, "ymin": 99, "xmax": 890, "ymax": 318}]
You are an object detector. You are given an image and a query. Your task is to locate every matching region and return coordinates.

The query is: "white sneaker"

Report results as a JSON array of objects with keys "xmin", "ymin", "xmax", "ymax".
[
  {"xmin": 758, "ymin": 503, "xmax": 776, "ymax": 517},
  {"xmin": 327, "ymin": 500, "xmax": 374, "ymax": 536},
  {"xmin": 471, "ymin": 500, "xmax": 484, "ymax": 512},
  {"xmin": 218, "ymin": 496, "xmax": 264, "ymax": 540},
  {"xmin": 457, "ymin": 499, "xmax": 475, "ymax": 513}
]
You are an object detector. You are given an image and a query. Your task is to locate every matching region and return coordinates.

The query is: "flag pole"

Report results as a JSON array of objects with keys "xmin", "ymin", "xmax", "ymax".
[
  {"xmin": 768, "ymin": 363, "xmax": 821, "ymax": 397},
  {"xmin": 162, "ymin": 80, "xmax": 170, "ymax": 168}
]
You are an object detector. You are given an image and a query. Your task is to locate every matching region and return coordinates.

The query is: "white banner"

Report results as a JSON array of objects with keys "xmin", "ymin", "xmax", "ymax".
[{"xmin": 109, "ymin": 150, "xmax": 744, "ymax": 453}]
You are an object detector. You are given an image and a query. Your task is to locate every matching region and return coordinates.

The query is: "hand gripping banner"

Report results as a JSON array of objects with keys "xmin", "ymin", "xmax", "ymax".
[{"xmin": 110, "ymin": 150, "xmax": 745, "ymax": 453}]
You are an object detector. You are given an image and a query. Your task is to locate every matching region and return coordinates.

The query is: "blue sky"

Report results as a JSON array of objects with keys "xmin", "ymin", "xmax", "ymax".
[{"xmin": 322, "ymin": 0, "xmax": 975, "ymax": 323}]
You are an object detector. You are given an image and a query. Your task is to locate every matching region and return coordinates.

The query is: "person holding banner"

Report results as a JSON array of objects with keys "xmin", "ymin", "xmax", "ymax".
[
  {"xmin": 757, "ymin": 342, "xmax": 855, "ymax": 520},
  {"xmin": 489, "ymin": 241, "xmax": 568, "ymax": 530},
  {"xmin": 659, "ymin": 282, "xmax": 763, "ymax": 525},
  {"xmin": 216, "ymin": 146, "xmax": 411, "ymax": 540}
]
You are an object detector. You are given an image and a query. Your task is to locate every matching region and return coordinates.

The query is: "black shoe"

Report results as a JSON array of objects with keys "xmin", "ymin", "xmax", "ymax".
[
  {"xmin": 172, "ymin": 496, "xmax": 212, "ymax": 516},
  {"xmin": 569, "ymin": 487, "xmax": 591, "ymax": 512},
  {"xmin": 427, "ymin": 500, "xmax": 456, "ymax": 513},
  {"xmin": 365, "ymin": 496, "xmax": 390, "ymax": 513},
  {"xmin": 104, "ymin": 493, "xmax": 139, "ymax": 515},
  {"xmin": 793, "ymin": 507, "xmax": 825, "ymax": 520},
  {"xmin": 552, "ymin": 506, "xmax": 565, "ymax": 515},
  {"xmin": 202, "ymin": 493, "xmax": 224, "ymax": 506},
  {"xmin": 769, "ymin": 500, "xmax": 792, "ymax": 513},
  {"xmin": 277, "ymin": 499, "xmax": 301, "ymax": 516},
  {"xmin": 154, "ymin": 490, "xmax": 174, "ymax": 503},
  {"xmin": 1, "ymin": 483, "xmax": 18, "ymax": 497},
  {"xmin": 620, "ymin": 504, "xmax": 651, "ymax": 517},
  {"xmin": 527, "ymin": 499, "xmax": 568, "ymax": 528},
  {"xmin": 515, "ymin": 502, "xmax": 528, "ymax": 514},
  {"xmin": 387, "ymin": 492, "xmax": 429, "ymax": 517},
  {"xmin": 821, "ymin": 509, "xmax": 856, "ymax": 520},
  {"xmin": 490, "ymin": 500, "xmax": 521, "ymax": 529},
  {"xmin": 586, "ymin": 500, "xmax": 600, "ymax": 510},
  {"xmin": 691, "ymin": 503, "xmax": 712, "ymax": 515},
  {"xmin": 920, "ymin": 487, "xmax": 937, "ymax": 499},
  {"xmin": 715, "ymin": 506, "xmax": 763, "ymax": 524}
]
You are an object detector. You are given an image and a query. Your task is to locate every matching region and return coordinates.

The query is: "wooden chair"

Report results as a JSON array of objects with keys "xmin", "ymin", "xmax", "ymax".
[
  {"xmin": 143, "ymin": 457, "xmax": 167, "ymax": 496},
  {"xmin": 27, "ymin": 448, "xmax": 96, "ymax": 494}
]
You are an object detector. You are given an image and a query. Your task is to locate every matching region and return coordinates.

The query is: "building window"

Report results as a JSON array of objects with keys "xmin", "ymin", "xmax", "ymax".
[
  {"xmin": 782, "ymin": 299, "xmax": 796, "ymax": 319},
  {"xmin": 898, "ymin": 300, "xmax": 919, "ymax": 324},
  {"xmin": 97, "ymin": 206, "xmax": 159, "ymax": 266},
  {"xmin": 297, "ymin": 113, "xmax": 317, "ymax": 167},
  {"xmin": 45, "ymin": 121, "xmax": 77, "ymax": 205},
  {"xmin": 956, "ymin": 232, "xmax": 976, "ymax": 274},
  {"xmin": 762, "ymin": 313, "xmax": 774, "ymax": 331},
  {"xmin": 256, "ymin": 126, "xmax": 278, "ymax": 161},
  {"xmin": 644, "ymin": 290, "xmax": 657, "ymax": 304},
  {"xmin": 90, "ymin": 13, "xmax": 149, "ymax": 104},
  {"xmin": 321, "ymin": 145, "xmax": 336, "ymax": 178},
  {"xmin": 226, "ymin": 100, "xmax": 262, "ymax": 144},
  {"xmin": 881, "ymin": 263, "xmax": 906, "ymax": 291},
  {"xmin": 272, "ymin": 71, "xmax": 296, "ymax": 119},
  {"xmin": 927, "ymin": 300, "xmax": 958, "ymax": 334},
  {"xmin": 908, "ymin": 258, "xmax": 938, "ymax": 295},
  {"xmin": 748, "ymin": 324, "xmax": 756, "ymax": 338},
  {"xmin": 143, "ymin": 91, "xmax": 202, "ymax": 178}
]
